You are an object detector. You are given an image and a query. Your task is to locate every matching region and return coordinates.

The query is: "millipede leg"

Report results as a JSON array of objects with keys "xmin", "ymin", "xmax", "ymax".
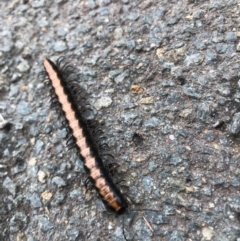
[
  {"xmin": 57, "ymin": 56, "xmax": 66, "ymax": 67},
  {"xmin": 99, "ymin": 143, "xmax": 109, "ymax": 150},
  {"xmin": 84, "ymin": 177, "xmax": 94, "ymax": 193}
]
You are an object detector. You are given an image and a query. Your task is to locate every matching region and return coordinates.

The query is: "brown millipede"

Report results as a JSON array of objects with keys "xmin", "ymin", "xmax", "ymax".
[{"xmin": 43, "ymin": 57, "xmax": 128, "ymax": 215}]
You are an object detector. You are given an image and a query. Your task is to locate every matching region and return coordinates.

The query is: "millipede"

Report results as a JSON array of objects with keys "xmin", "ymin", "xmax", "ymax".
[{"xmin": 43, "ymin": 57, "xmax": 128, "ymax": 215}]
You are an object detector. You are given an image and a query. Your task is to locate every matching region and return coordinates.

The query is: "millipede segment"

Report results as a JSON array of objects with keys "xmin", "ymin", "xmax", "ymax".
[{"xmin": 43, "ymin": 58, "xmax": 128, "ymax": 214}]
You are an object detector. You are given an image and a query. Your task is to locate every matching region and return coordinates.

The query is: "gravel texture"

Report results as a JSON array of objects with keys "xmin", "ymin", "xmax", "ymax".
[{"xmin": 1, "ymin": 0, "xmax": 240, "ymax": 241}]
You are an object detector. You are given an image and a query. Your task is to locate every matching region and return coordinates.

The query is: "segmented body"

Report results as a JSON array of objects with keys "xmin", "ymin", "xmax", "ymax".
[{"xmin": 43, "ymin": 58, "xmax": 128, "ymax": 214}]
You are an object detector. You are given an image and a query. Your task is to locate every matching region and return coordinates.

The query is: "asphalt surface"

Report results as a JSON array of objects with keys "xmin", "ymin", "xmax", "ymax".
[{"xmin": 0, "ymin": 0, "xmax": 240, "ymax": 241}]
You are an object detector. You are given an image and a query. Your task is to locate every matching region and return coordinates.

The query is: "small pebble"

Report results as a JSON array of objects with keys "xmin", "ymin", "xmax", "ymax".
[
  {"xmin": 94, "ymin": 97, "xmax": 112, "ymax": 110},
  {"xmin": 38, "ymin": 170, "xmax": 47, "ymax": 183}
]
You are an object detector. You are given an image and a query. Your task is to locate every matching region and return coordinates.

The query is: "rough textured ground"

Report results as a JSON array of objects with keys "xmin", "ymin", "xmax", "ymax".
[{"xmin": 1, "ymin": 0, "xmax": 240, "ymax": 241}]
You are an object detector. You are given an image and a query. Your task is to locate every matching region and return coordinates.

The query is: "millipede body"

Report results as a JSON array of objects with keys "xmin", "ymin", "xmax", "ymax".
[{"xmin": 43, "ymin": 58, "xmax": 128, "ymax": 214}]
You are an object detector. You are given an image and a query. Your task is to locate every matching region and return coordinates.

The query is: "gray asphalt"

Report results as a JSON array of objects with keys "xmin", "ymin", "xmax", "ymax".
[{"xmin": 0, "ymin": 0, "xmax": 240, "ymax": 241}]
